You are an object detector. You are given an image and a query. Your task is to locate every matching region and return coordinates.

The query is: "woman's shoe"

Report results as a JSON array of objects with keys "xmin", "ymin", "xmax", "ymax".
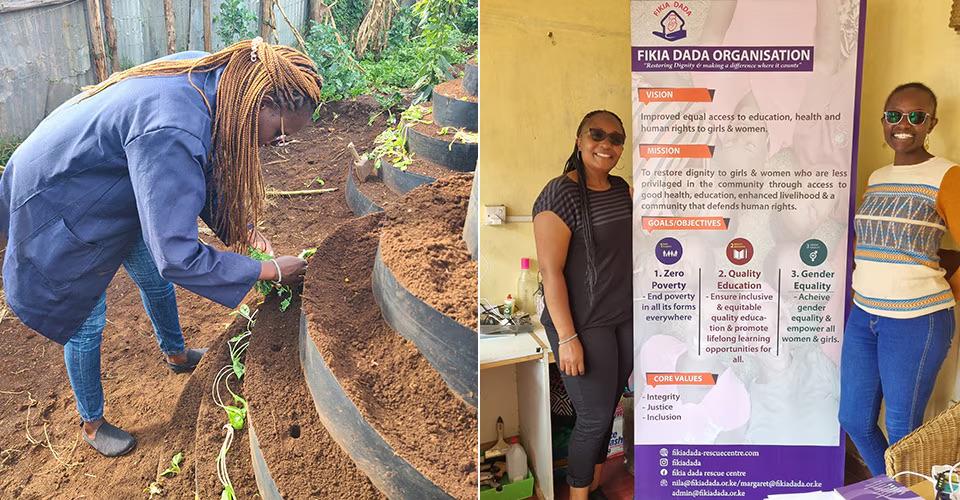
[
  {"xmin": 81, "ymin": 421, "xmax": 137, "ymax": 457},
  {"xmin": 166, "ymin": 347, "xmax": 208, "ymax": 374}
]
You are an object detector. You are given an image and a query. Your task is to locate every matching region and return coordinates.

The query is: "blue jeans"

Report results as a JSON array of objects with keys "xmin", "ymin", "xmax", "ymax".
[
  {"xmin": 839, "ymin": 304, "xmax": 955, "ymax": 475},
  {"xmin": 63, "ymin": 237, "xmax": 185, "ymax": 422}
]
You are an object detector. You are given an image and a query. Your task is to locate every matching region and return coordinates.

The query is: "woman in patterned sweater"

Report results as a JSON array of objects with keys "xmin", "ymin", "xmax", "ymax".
[{"xmin": 839, "ymin": 83, "xmax": 959, "ymax": 475}]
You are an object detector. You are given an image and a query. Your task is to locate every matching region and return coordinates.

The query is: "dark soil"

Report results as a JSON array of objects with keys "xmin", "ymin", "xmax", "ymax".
[
  {"xmin": 244, "ymin": 291, "xmax": 382, "ymax": 499},
  {"xmin": 357, "ymin": 175, "xmax": 400, "ymax": 210},
  {"xmin": 380, "ymin": 175, "xmax": 477, "ymax": 329},
  {"xmin": 302, "ymin": 214, "xmax": 477, "ymax": 500},
  {"xmin": 434, "ymin": 78, "xmax": 478, "ymax": 103},
  {"xmin": 0, "ymin": 96, "xmax": 393, "ymax": 498}
]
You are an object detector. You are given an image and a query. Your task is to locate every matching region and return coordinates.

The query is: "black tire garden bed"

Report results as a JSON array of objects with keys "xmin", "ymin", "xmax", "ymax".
[
  {"xmin": 243, "ymin": 291, "xmax": 382, "ymax": 499},
  {"xmin": 301, "ymin": 213, "xmax": 477, "ymax": 499},
  {"xmin": 463, "ymin": 59, "xmax": 478, "ymax": 96},
  {"xmin": 346, "ymin": 162, "xmax": 399, "ymax": 216},
  {"xmin": 432, "ymin": 79, "xmax": 478, "ymax": 132},
  {"xmin": 381, "ymin": 158, "xmax": 438, "ymax": 195},
  {"xmin": 408, "ymin": 117, "xmax": 477, "ymax": 172},
  {"xmin": 372, "ymin": 247, "xmax": 477, "ymax": 408}
]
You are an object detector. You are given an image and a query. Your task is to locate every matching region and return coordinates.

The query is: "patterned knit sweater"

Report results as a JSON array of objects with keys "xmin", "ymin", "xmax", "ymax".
[{"xmin": 852, "ymin": 156, "xmax": 960, "ymax": 318}]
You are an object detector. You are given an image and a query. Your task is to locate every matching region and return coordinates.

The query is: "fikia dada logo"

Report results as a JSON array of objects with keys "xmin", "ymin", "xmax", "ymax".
[{"xmin": 652, "ymin": 1, "xmax": 692, "ymax": 42}]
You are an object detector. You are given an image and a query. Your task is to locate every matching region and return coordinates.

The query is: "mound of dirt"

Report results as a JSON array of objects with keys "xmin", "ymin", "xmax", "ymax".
[{"xmin": 303, "ymin": 213, "xmax": 477, "ymax": 499}]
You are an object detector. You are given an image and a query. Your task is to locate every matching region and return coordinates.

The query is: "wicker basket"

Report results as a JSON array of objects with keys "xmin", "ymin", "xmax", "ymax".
[{"xmin": 885, "ymin": 402, "xmax": 960, "ymax": 486}]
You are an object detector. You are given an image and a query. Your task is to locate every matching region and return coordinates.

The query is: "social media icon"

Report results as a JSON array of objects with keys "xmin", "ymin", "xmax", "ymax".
[
  {"xmin": 660, "ymin": 458, "xmax": 668, "ymax": 466},
  {"xmin": 660, "ymin": 479, "xmax": 668, "ymax": 487},
  {"xmin": 659, "ymin": 448, "xmax": 669, "ymax": 457},
  {"xmin": 660, "ymin": 468, "xmax": 668, "ymax": 476}
]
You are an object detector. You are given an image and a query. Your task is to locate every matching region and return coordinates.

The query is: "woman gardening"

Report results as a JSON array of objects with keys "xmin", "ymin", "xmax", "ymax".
[
  {"xmin": 533, "ymin": 110, "xmax": 633, "ymax": 500},
  {"xmin": 0, "ymin": 39, "xmax": 321, "ymax": 457},
  {"xmin": 840, "ymin": 82, "xmax": 959, "ymax": 475}
]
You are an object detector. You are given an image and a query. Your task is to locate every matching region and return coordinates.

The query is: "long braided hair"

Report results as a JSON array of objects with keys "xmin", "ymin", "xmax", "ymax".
[
  {"xmin": 561, "ymin": 109, "xmax": 625, "ymax": 307},
  {"xmin": 81, "ymin": 39, "xmax": 323, "ymax": 250}
]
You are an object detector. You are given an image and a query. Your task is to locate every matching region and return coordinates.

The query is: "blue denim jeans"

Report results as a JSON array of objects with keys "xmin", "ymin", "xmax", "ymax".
[
  {"xmin": 63, "ymin": 237, "xmax": 185, "ymax": 422},
  {"xmin": 838, "ymin": 304, "xmax": 955, "ymax": 475}
]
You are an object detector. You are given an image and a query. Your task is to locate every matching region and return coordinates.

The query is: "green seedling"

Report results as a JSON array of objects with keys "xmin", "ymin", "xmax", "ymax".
[
  {"xmin": 370, "ymin": 104, "xmax": 434, "ymax": 171},
  {"xmin": 224, "ymin": 399, "xmax": 247, "ymax": 431},
  {"xmin": 160, "ymin": 452, "xmax": 184, "ymax": 478},
  {"xmin": 145, "ymin": 481, "xmax": 163, "ymax": 497},
  {"xmin": 229, "ymin": 304, "xmax": 255, "ymax": 325},
  {"xmin": 216, "ymin": 423, "xmax": 237, "ymax": 500},
  {"xmin": 314, "ymin": 177, "xmax": 325, "ymax": 187},
  {"xmin": 298, "ymin": 248, "xmax": 317, "ymax": 259},
  {"xmin": 213, "ymin": 364, "xmax": 248, "ymax": 430},
  {"xmin": 248, "ymin": 247, "xmax": 275, "ymax": 296},
  {"xmin": 438, "ymin": 126, "xmax": 479, "ymax": 150},
  {"xmin": 278, "ymin": 288, "xmax": 292, "ymax": 312}
]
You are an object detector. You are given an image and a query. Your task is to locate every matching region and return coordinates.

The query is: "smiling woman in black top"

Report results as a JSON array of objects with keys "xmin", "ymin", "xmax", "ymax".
[{"xmin": 533, "ymin": 110, "xmax": 633, "ymax": 500}]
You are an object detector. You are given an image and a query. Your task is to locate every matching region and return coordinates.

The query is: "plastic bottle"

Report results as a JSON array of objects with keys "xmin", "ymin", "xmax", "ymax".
[
  {"xmin": 503, "ymin": 294, "xmax": 514, "ymax": 318},
  {"xmin": 517, "ymin": 257, "xmax": 539, "ymax": 317},
  {"xmin": 505, "ymin": 437, "xmax": 528, "ymax": 482}
]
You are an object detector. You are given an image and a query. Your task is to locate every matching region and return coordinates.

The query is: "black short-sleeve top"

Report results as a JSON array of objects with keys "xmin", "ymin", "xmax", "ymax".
[{"xmin": 532, "ymin": 174, "xmax": 633, "ymax": 331}]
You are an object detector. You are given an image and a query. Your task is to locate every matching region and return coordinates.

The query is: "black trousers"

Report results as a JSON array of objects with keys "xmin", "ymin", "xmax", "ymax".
[{"xmin": 545, "ymin": 319, "xmax": 632, "ymax": 488}]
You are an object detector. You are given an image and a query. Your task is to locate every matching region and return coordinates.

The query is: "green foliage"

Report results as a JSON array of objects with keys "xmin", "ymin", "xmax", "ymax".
[
  {"xmin": 298, "ymin": 0, "xmax": 477, "ymax": 106},
  {"xmin": 160, "ymin": 452, "xmax": 184, "ymax": 478},
  {"xmin": 224, "ymin": 396, "xmax": 247, "ymax": 430},
  {"xmin": 0, "ymin": 137, "xmax": 22, "ymax": 168},
  {"xmin": 304, "ymin": 22, "xmax": 367, "ymax": 101},
  {"xmin": 247, "ymin": 246, "xmax": 275, "ymax": 296},
  {"xmin": 357, "ymin": 0, "xmax": 475, "ymax": 103},
  {"xmin": 215, "ymin": 0, "xmax": 257, "ymax": 47},
  {"xmin": 369, "ymin": 104, "xmax": 432, "ymax": 170},
  {"xmin": 331, "ymin": 0, "xmax": 367, "ymax": 38}
]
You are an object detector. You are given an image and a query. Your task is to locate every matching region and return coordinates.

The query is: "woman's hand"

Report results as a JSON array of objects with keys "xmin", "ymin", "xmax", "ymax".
[
  {"xmin": 248, "ymin": 228, "xmax": 275, "ymax": 256},
  {"xmin": 558, "ymin": 337, "xmax": 585, "ymax": 376},
  {"xmin": 258, "ymin": 256, "xmax": 307, "ymax": 285}
]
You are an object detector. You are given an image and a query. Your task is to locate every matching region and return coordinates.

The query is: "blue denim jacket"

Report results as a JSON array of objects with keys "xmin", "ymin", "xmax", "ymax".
[{"xmin": 0, "ymin": 52, "xmax": 261, "ymax": 344}]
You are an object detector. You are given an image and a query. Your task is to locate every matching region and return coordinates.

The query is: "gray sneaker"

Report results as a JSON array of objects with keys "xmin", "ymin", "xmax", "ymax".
[{"xmin": 81, "ymin": 421, "xmax": 137, "ymax": 457}]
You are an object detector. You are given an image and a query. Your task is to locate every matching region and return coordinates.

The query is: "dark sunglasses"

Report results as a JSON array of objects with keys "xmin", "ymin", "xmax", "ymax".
[
  {"xmin": 586, "ymin": 128, "xmax": 626, "ymax": 146},
  {"xmin": 883, "ymin": 110, "xmax": 931, "ymax": 126}
]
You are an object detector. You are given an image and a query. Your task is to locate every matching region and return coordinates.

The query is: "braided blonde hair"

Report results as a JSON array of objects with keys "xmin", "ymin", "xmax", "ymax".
[{"xmin": 83, "ymin": 39, "xmax": 323, "ymax": 249}]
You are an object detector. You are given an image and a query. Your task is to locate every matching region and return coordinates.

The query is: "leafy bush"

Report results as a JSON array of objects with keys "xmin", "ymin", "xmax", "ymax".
[
  {"xmin": 304, "ymin": 23, "xmax": 367, "ymax": 101},
  {"xmin": 215, "ymin": 0, "xmax": 257, "ymax": 47},
  {"xmin": 300, "ymin": 0, "xmax": 477, "ymax": 105},
  {"xmin": 331, "ymin": 0, "xmax": 367, "ymax": 38}
]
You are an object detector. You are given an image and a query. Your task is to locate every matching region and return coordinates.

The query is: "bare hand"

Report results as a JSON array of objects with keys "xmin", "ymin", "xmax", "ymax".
[
  {"xmin": 271, "ymin": 256, "xmax": 307, "ymax": 285},
  {"xmin": 558, "ymin": 338, "xmax": 585, "ymax": 376},
  {"xmin": 248, "ymin": 228, "xmax": 275, "ymax": 256}
]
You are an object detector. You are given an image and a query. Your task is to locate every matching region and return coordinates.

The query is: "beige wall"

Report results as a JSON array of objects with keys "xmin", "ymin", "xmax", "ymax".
[
  {"xmin": 478, "ymin": 0, "xmax": 632, "ymax": 302},
  {"xmin": 479, "ymin": 0, "xmax": 960, "ymax": 410}
]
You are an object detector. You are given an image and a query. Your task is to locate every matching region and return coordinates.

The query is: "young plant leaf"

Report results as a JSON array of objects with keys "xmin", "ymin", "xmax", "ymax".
[
  {"xmin": 224, "ymin": 404, "xmax": 246, "ymax": 431},
  {"xmin": 145, "ymin": 481, "xmax": 163, "ymax": 496},
  {"xmin": 160, "ymin": 451, "xmax": 184, "ymax": 477},
  {"xmin": 298, "ymin": 248, "xmax": 317, "ymax": 259},
  {"xmin": 221, "ymin": 484, "xmax": 236, "ymax": 500}
]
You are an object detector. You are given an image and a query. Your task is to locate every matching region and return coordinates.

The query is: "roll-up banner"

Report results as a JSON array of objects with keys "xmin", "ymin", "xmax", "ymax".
[{"xmin": 631, "ymin": 1, "xmax": 865, "ymax": 498}]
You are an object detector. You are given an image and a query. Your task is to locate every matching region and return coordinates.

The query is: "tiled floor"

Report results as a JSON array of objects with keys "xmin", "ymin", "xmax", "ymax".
[{"xmin": 554, "ymin": 456, "xmax": 634, "ymax": 500}]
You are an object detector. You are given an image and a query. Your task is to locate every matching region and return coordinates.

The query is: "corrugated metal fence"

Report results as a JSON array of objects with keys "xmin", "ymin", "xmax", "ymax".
[{"xmin": 0, "ymin": 0, "xmax": 310, "ymax": 138}]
